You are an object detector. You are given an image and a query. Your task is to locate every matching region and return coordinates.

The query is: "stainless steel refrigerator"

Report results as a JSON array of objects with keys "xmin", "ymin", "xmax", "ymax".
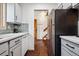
[{"xmin": 55, "ymin": 9, "xmax": 78, "ymax": 56}]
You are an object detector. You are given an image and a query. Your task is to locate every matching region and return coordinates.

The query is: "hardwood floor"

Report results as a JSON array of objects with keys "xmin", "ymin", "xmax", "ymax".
[{"xmin": 25, "ymin": 40, "xmax": 48, "ymax": 56}]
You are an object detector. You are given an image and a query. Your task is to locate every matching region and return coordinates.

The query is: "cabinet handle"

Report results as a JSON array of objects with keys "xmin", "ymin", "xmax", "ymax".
[
  {"xmin": 15, "ymin": 40, "xmax": 20, "ymax": 43},
  {"xmin": 66, "ymin": 44, "xmax": 75, "ymax": 49},
  {"xmin": 11, "ymin": 51, "xmax": 13, "ymax": 56}
]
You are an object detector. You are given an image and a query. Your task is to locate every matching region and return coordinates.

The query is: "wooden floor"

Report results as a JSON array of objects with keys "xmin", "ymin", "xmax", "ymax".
[{"xmin": 25, "ymin": 40, "xmax": 48, "ymax": 56}]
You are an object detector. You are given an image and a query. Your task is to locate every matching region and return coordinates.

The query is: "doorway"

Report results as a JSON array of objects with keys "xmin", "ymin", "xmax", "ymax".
[
  {"xmin": 34, "ymin": 10, "xmax": 48, "ymax": 40},
  {"xmin": 34, "ymin": 10, "xmax": 49, "ymax": 55}
]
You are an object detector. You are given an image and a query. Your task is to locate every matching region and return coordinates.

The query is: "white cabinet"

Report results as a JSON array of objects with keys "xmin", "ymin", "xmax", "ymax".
[
  {"xmin": 61, "ymin": 46, "xmax": 71, "ymax": 56},
  {"xmin": 28, "ymin": 34, "xmax": 34, "ymax": 50},
  {"xmin": 7, "ymin": 3, "xmax": 22, "ymax": 23},
  {"xmin": 21, "ymin": 34, "xmax": 34, "ymax": 56},
  {"xmin": 0, "ymin": 33, "xmax": 31, "ymax": 56},
  {"xmin": 10, "ymin": 37, "xmax": 21, "ymax": 56},
  {"xmin": 10, "ymin": 44, "xmax": 21, "ymax": 56},
  {"xmin": 7, "ymin": 3, "xmax": 15, "ymax": 22},
  {"xmin": 0, "ymin": 51, "xmax": 8, "ymax": 56},
  {"xmin": 15, "ymin": 3, "xmax": 22, "ymax": 23},
  {"xmin": 0, "ymin": 42, "xmax": 8, "ymax": 56},
  {"xmin": 61, "ymin": 39, "xmax": 79, "ymax": 56},
  {"xmin": 62, "ymin": 3, "xmax": 71, "ymax": 9},
  {"xmin": 21, "ymin": 35, "xmax": 28, "ymax": 56}
]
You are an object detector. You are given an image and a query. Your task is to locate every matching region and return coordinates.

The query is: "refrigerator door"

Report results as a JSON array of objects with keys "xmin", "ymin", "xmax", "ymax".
[{"xmin": 55, "ymin": 9, "xmax": 78, "ymax": 56}]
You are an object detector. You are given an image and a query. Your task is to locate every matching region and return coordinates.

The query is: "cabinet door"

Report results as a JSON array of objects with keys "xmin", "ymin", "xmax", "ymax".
[
  {"xmin": 0, "ymin": 51, "xmax": 8, "ymax": 56},
  {"xmin": 7, "ymin": 3, "xmax": 15, "ymax": 22},
  {"xmin": 15, "ymin": 3, "xmax": 22, "ymax": 23},
  {"xmin": 22, "ymin": 35, "xmax": 28, "ymax": 56},
  {"xmin": 61, "ymin": 46, "xmax": 71, "ymax": 56},
  {"xmin": 10, "ymin": 45, "xmax": 21, "ymax": 56},
  {"xmin": 28, "ymin": 35, "xmax": 34, "ymax": 50},
  {"xmin": 0, "ymin": 42, "xmax": 8, "ymax": 55}
]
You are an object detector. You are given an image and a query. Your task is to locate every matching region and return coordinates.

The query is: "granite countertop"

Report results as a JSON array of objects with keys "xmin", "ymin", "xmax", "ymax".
[
  {"xmin": 0, "ymin": 32, "xmax": 28, "ymax": 44},
  {"xmin": 60, "ymin": 36, "xmax": 79, "ymax": 45}
]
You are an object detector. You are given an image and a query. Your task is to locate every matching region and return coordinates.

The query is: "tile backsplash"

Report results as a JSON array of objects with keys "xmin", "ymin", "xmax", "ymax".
[
  {"xmin": 0, "ymin": 23, "xmax": 29, "ymax": 34},
  {"xmin": 0, "ymin": 23, "xmax": 13, "ymax": 34}
]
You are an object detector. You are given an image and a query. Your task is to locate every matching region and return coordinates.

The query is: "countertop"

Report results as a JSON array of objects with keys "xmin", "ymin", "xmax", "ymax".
[
  {"xmin": 60, "ymin": 36, "xmax": 79, "ymax": 45},
  {"xmin": 0, "ymin": 32, "xmax": 28, "ymax": 44}
]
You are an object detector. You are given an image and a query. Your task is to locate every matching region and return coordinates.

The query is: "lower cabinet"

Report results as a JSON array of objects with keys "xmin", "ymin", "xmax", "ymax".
[
  {"xmin": 0, "ymin": 42, "xmax": 8, "ymax": 56},
  {"xmin": 61, "ymin": 46, "xmax": 71, "ymax": 56},
  {"xmin": 61, "ymin": 39, "xmax": 78, "ymax": 56},
  {"xmin": 0, "ymin": 34, "xmax": 33, "ymax": 56},
  {"xmin": 21, "ymin": 34, "xmax": 28, "ymax": 56},
  {"xmin": 10, "ymin": 37, "xmax": 22, "ymax": 56},
  {"xmin": 0, "ymin": 51, "xmax": 8, "ymax": 56},
  {"xmin": 10, "ymin": 44, "xmax": 21, "ymax": 56}
]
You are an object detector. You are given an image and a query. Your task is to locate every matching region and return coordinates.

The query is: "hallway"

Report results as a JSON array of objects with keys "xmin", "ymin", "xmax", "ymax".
[{"xmin": 25, "ymin": 40, "xmax": 48, "ymax": 56}]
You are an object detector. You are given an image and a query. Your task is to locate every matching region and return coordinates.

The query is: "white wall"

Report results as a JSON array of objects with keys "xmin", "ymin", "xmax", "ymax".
[{"xmin": 21, "ymin": 3, "xmax": 58, "ymax": 50}]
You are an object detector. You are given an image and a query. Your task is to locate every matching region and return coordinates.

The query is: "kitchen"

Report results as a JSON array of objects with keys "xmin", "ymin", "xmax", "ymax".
[
  {"xmin": 0, "ymin": 3, "xmax": 34, "ymax": 56},
  {"xmin": 0, "ymin": 3, "xmax": 79, "ymax": 56}
]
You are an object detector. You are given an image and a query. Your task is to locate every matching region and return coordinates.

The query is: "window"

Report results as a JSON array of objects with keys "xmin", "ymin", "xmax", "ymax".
[{"xmin": 0, "ymin": 3, "xmax": 6, "ymax": 29}]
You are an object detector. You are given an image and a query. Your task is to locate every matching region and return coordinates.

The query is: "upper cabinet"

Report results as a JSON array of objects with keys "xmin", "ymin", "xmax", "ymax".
[
  {"xmin": 0, "ymin": 3, "xmax": 6, "ymax": 29},
  {"xmin": 7, "ymin": 3, "xmax": 22, "ymax": 23},
  {"xmin": 7, "ymin": 3, "xmax": 15, "ymax": 22},
  {"xmin": 15, "ymin": 4, "xmax": 22, "ymax": 23}
]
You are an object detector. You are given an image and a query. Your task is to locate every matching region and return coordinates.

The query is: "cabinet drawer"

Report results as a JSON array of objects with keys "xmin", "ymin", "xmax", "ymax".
[
  {"xmin": 10, "ymin": 43, "xmax": 21, "ymax": 56},
  {"xmin": 0, "ymin": 51, "xmax": 8, "ymax": 56},
  {"xmin": 10, "ymin": 37, "xmax": 21, "ymax": 48},
  {"xmin": 61, "ymin": 45, "xmax": 77, "ymax": 56},
  {"xmin": 0, "ymin": 42, "xmax": 8, "ymax": 55},
  {"xmin": 61, "ymin": 46, "xmax": 71, "ymax": 56},
  {"xmin": 61, "ymin": 39, "xmax": 79, "ymax": 55}
]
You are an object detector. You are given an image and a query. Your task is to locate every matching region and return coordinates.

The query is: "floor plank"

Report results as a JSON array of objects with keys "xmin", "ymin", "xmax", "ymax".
[{"xmin": 25, "ymin": 40, "xmax": 48, "ymax": 56}]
